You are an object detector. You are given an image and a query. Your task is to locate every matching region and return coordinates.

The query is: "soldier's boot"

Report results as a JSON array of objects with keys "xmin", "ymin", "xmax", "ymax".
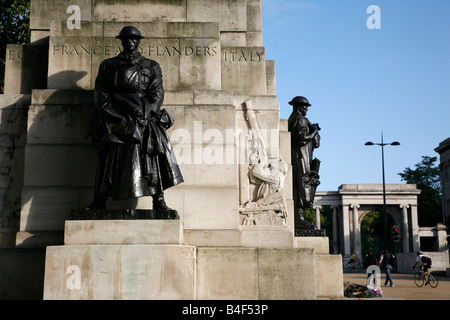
[
  {"xmin": 152, "ymin": 193, "xmax": 179, "ymax": 219},
  {"xmin": 152, "ymin": 193, "xmax": 171, "ymax": 211}
]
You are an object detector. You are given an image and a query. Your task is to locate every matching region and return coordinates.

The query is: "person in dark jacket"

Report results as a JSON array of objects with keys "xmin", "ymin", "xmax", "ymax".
[
  {"xmin": 87, "ymin": 26, "xmax": 183, "ymax": 212},
  {"xmin": 364, "ymin": 249, "xmax": 378, "ymax": 269},
  {"xmin": 379, "ymin": 248, "xmax": 394, "ymax": 287}
]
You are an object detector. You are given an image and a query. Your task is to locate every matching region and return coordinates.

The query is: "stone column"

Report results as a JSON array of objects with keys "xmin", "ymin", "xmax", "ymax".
[
  {"xmin": 350, "ymin": 204, "xmax": 360, "ymax": 255},
  {"xmin": 331, "ymin": 206, "xmax": 339, "ymax": 254},
  {"xmin": 400, "ymin": 204, "xmax": 410, "ymax": 253},
  {"xmin": 342, "ymin": 205, "xmax": 351, "ymax": 256},
  {"xmin": 436, "ymin": 223, "xmax": 449, "ymax": 252},
  {"xmin": 313, "ymin": 205, "xmax": 322, "ymax": 229},
  {"xmin": 410, "ymin": 204, "xmax": 420, "ymax": 252}
]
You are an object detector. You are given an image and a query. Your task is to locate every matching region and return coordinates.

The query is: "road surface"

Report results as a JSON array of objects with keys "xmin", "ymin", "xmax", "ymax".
[{"xmin": 343, "ymin": 271, "xmax": 450, "ymax": 300}]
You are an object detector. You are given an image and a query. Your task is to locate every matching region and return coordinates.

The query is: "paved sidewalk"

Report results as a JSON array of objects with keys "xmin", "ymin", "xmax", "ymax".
[{"xmin": 343, "ymin": 271, "xmax": 450, "ymax": 300}]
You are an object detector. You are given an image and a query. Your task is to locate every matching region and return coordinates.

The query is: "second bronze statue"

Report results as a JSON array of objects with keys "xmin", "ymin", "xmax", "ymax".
[{"xmin": 288, "ymin": 96, "xmax": 324, "ymax": 235}]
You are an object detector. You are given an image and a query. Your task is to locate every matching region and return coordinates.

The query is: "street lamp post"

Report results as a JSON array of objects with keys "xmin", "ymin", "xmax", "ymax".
[{"xmin": 365, "ymin": 133, "xmax": 400, "ymax": 248}]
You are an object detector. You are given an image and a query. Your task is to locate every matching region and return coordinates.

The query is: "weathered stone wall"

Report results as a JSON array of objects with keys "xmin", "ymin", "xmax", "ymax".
[
  {"xmin": 3, "ymin": 44, "xmax": 48, "ymax": 94},
  {"xmin": 11, "ymin": 0, "xmax": 280, "ymax": 247},
  {"xmin": 30, "ymin": 0, "xmax": 262, "ymax": 42},
  {"xmin": 0, "ymin": 95, "xmax": 30, "ymax": 248}
]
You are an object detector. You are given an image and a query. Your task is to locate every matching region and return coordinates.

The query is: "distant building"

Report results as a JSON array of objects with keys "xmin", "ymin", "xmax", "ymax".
[
  {"xmin": 435, "ymin": 138, "xmax": 450, "ymax": 226},
  {"xmin": 314, "ymin": 184, "xmax": 422, "ymax": 255}
]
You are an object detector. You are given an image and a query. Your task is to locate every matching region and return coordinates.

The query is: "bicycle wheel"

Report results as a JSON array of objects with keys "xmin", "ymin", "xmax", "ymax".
[
  {"xmin": 414, "ymin": 272, "xmax": 424, "ymax": 287},
  {"xmin": 428, "ymin": 273, "xmax": 439, "ymax": 288}
]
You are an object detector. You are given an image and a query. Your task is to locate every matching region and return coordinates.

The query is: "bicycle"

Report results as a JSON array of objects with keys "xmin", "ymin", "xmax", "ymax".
[
  {"xmin": 413, "ymin": 266, "xmax": 439, "ymax": 288},
  {"xmin": 344, "ymin": 260, "xmax": 362, "ymax": 271}
]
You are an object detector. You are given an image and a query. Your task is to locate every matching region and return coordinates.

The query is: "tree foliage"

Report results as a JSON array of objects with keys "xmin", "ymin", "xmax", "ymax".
[
  {"xmin": 360, "ymin": 211, "xmax": 383, "ymax": 243},
  {"xmin": 0, "ymin": 0, "xmax": 31, "ymax": 93},
  {"xmin": 398, "ymin": 156, "xmax": 442, "ymax": 227},
  {"xmin": 305, "ymin": 206, "xmax": 334, "ymax": 251}
]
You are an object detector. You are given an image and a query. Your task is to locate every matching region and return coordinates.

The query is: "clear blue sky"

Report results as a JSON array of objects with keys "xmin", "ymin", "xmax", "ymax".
[{"xmin": 261, "ymin": 0, "xmax": 450, "ymax": 191}]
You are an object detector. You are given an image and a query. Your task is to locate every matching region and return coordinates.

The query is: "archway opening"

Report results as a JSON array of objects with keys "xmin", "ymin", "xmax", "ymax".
[{"xmin": 360, "ymin": 211, "xmax": 395, "ymax": 257}]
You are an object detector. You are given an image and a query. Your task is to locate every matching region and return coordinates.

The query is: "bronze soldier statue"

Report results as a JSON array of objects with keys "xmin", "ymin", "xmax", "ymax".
[
  {"xmin": 288, "ymin": 96, "xmax": 322, "ymax": 234},
  {"xmin": 87, "ymin": 26, "xmax": 183, "ymax": 214}
]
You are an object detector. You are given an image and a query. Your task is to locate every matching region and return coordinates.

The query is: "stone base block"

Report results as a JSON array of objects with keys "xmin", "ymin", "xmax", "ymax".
[
  {"xmin": 240, "ymin": 226, "xmax": 294, "ymax": 248},
  {"xmin": 196, "ymin": 247, "xmax": 258, "ymax": 300},
  {"xmin": 315, "ymin": 254, "xmax": 344, "ymax": 298},
  {"xmin": 184, "ymin": 229, "xmax": 241, "ymax": 247},
  {"xmin": 258, "ymin": 248, "xmax": 316, "ymax": 300},
  {"xmin": 43, "ymin": 244, "xmax": 196, "ymax": 300},
  {"xmin": 43, "ymin": 244, "xmax": 322, "ymax": 300},
  {"xmin": 294, "ymin": 236, "xmax": 330, "ymax": 254},
  {"xmin": 196, "ymin": 247, "xmax": 316, "ymax": 300},
  {"xmin": 64, "ymin": 220, "xmax": 183, "ymax": 245}
]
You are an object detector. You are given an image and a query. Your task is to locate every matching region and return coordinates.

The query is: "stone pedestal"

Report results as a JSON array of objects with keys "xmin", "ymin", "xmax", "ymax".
[
  {"xmin": 295, "ymin": 237, "xmax": 344, "ymax": 298},
  {"xmin": 64, "ymin": 219, "xmax": 183, "ymax": 245},
  {"xmin": 43, "ymin": 219, "xmax": 337, "ymax": 300},
  {"xmin": 196, "ymin": 247, "xmax": 316, "ymax": 300},
  {"xmin": 44, "ymin": 219, "xmax": 194, "ymax": 300},
  {"xmin": 44, "ymin": 244, "xmax": 322, "ymax": 300},
  {"xmin": 44, "ymin": 243, "xmax": 196, "ymax": 300},
  {"xmin": 240, "ymin": 225, "xmax": 294, "ymax": 248}
]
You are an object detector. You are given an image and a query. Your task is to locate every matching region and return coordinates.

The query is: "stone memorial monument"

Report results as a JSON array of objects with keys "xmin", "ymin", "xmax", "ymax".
[{"xmin": 0, "ymin": 0, "xmax": 343, "ymax": 300}]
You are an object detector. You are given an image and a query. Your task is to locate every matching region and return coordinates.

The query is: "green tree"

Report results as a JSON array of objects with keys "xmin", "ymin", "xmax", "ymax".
[
  {"xmin": 305, "ymin": 206, "xmax": 333, "ymax": 252},
  {"xmin": 360, "ymin": 211, "xmax": 383, "ymax": 243},
  {"xmin": 0, "ymin": 0, "xmax": 31, "ymax": 93},
  {"xmin": 398, "ymin": 156, "xmax": 442, "ymax": 227}
]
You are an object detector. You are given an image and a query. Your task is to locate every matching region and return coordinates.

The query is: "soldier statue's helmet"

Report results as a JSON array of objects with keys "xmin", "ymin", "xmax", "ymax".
[
  {"xmin": 115, "ymin": 26, "xmax": 145, "ymax": 39},
  {"xmin": 289, "ymin": 96, "xmax": 311, "ymax": 107}
]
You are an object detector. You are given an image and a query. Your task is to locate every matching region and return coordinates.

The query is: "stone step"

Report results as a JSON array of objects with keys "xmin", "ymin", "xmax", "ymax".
[{"xmin": 64, "ymin": 219, "xmax": 183, "ymax": 245}]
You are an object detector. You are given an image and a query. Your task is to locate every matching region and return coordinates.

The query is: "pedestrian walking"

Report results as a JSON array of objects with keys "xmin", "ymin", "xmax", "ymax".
[
  {"xmin": 379, "ymin": 248, "xmax": 394, "ymax": 287},
  {"xmin": 364, "ymin": 249, "xmax": 378, "ymax": 269}
]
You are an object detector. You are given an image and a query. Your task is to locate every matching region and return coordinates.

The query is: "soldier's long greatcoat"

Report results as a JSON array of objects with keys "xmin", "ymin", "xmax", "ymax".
[
  {"xmin": 288, "ymin": 108, "xmax": 320, "ymax": 209},
  {"xmin": 89, "ymin": 50, "xmax": 183, "ymax": 200}
]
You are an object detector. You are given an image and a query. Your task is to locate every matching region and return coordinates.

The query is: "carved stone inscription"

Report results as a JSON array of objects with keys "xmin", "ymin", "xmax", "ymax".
[
  {"xmin": 50, "ymin": 43, "xmax": 264, "ymax": 63},
  {"xmin": 223, "ymin": 50, "xmax": 264, "ymax": 62},
  {"xmin": 48, "ymin": 39, "xmax": 265, "ymax": 92},
  {"xmin": 52, "ymin": 45, "xmax": 121, "ymax": 56},
  {"xmin": 51, "ymin": 44, "xmax": 220, "ymax": 58},
  {"xmin": 7, "ymin": 48, "xmax": 23, "ymax": 61}
]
